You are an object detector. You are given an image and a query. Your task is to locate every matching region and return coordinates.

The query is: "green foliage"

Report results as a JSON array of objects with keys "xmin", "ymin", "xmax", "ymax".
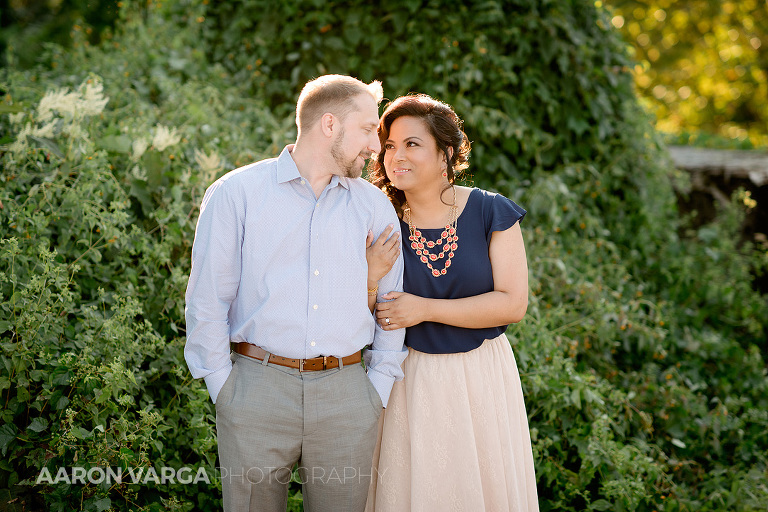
[
  {"xmin": 520, "ymin": 165, "xmax": 768, "ymax": 509},
  {"xmin": 198, "ymin": 0, "xmax": 637, "ymax": 183},
  {"xmin": 1, "ymin": 1, "xmax": 766, "ymax": 511},
  {"xmin": 0, "ymin": 96, "xmax": 216, "ymax": 510},
  {"xmin": 660, "ymin": 130, "xmax": 758, "ymax": 150},
  {"xmin": 0, "ymin": 6, "xmax": 292, "ymax": 510},
  {"xmin": 604, "ymin": 0, "xmax": 768, "ymax": 147},
  {"xmin": 0, "ymin": 0, "xmax": 120, "ymax": 70}
]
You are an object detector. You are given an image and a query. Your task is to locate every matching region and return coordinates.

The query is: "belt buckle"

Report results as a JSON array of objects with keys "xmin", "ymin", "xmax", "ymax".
[
  {"xmin": 323, "ymin": 356, "xmax": 328, "ymax": 370},
  {"xmin": 299, "ymin": 359, "xmax": 305, "ymax": 372}
]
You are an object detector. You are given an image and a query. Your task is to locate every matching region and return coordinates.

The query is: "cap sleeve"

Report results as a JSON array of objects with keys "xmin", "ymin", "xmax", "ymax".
[{"xmin": 484, "ymin": 191, "xmax": 527, "ymax": 241}]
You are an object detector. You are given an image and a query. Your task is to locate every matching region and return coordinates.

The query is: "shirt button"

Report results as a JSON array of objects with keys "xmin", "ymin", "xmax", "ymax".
[
  {"xmin": 300, "ymin": 179, "xmax": 306, "ymax": 185},
  {"xmin": 313, "ymin": 304, "xmax": 318, "ymax": 310},
  {"xmin": 314, "ymin": 270, "xmax": 319, "ymax": 276},
  {"xmin": 310, "ymin": 341, "xmax": 316, "ymax": 347}
]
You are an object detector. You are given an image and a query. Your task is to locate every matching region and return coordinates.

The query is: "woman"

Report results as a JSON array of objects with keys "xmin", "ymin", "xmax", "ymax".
[{"xmin": 365, "ymin": 94, "xmax": 539, "ymax": 511}]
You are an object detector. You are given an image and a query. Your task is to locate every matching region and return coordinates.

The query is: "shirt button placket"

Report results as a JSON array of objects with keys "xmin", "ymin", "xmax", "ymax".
[{"xmin": 308, "ymin": 199, "xmax": 321, "ymax": 353}]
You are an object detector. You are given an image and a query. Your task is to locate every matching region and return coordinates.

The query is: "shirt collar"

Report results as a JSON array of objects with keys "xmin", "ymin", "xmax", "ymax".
[
  {"xmin": 276, "ymin": 144, "xmax": 350, "ymax": 190},
  {"xmin": 276, "ymin": 145, "xmax": 301, "ymax": 184}
]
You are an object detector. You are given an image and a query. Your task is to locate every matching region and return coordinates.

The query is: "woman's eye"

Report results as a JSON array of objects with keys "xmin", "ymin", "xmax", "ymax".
[{"xmin": 384, "ymin": 143, "xmax": 394, "ymax": 150}]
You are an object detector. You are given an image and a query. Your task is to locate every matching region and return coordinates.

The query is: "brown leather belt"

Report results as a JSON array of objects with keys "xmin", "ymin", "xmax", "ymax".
[{"xmin": 233, "ymin": 343, "xmax": 361, "ymax": 371}]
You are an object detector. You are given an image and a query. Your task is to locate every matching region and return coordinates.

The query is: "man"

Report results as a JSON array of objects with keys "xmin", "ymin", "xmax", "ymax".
[{"xmin": 184, "ymin": 75, "xmax": 406, "ymax": 511}]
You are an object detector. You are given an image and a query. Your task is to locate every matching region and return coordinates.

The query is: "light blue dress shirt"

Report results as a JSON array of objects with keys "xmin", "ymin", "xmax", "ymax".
[{"xmin": 184, "ymin": 145, "xmax": 407, "ymax": 406}]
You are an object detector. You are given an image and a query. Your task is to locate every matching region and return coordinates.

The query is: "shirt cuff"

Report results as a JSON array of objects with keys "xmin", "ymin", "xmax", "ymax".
[
  {"xmin": 367, "ymin": 369, "xmax": 395, "ymax": 408},
  {"xmin": 204, "ymin": 363, "xmax": 232, "ymax": 404}
]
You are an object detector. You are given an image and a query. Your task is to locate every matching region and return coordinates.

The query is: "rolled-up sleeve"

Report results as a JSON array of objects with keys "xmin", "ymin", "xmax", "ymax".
[
  {"xmin": 363, "ymin": 205, "xmax": 407, "ymax": 408},
  {"xmin": 184, "ymin": 180, "xmax": 243, "ymax": 403}
]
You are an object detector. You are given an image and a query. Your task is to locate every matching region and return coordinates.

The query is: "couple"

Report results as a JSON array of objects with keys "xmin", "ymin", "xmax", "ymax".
[{"xmin": 184, "ymin": 74, "xmax": 539, "ymax": 511}]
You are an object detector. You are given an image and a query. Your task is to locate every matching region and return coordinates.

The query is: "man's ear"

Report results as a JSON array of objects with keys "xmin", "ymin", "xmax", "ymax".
[{"xmin": 320, "ymin": 113, "xmax": 335, "ymax": 138}]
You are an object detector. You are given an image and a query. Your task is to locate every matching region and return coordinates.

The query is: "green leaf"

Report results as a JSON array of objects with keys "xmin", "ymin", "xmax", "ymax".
[
  {"xmin": 52, "ymin": 372, "xmax": 71, "ymax": 386},
  {"xmin": 28, "ymin": 417, "xmax": 49, "ymax": 433},
  {"xmin": 26, "ymin": 135, "xmax": 64, "ymax": 159},
  {"xmin": 144, "ymin": 152, "xmax": 166, "ymax": 187},
  {"xmin": 97, "ymin": 134, "xmax": 132, "ymax": 154},
  {"xmin": 590, "ymin": 499, "xmax": 613, "ymax": 510},
  {"xmin": 89, "ymin": 497, "xmax": 111, "ymax": 512},
  {"xmin": 570, "ymin": 388, "xmax": 581, "ymax": 409},
  {"xmin": 16, "ymin": 387, "xmax": 30, "ymax": 403},
  {"xmin": 0, "ymin": 424, "xmax": 18, "ymax": 456},
  {"xmin": 129, "ymin": 178, "xmax": 154, "ymax": 215},
  {"xmin": 55, "ymin": 396, "xmax": 70, "ymax": 410},
  {"xmin": 70, "ymin": 426, "xmax": 92, "ymax": 440},
  {"xmin": 0, "ymin": 104, "xmax": 24, "ymax": 113},
  {"xmin": 94, "ymin": 388, "xmax": 112, "ymax": 404}
]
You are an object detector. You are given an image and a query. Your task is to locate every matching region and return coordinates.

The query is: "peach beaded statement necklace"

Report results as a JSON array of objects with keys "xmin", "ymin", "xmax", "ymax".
[{"xmin": 403, "ymin": 187, "xmax": 459, "ymax": 277}]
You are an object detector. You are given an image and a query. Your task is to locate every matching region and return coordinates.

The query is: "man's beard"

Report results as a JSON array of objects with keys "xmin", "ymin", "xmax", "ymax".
[{"xmin": 331, "ymin": 128, "xmax": 368, "ymax": 178}]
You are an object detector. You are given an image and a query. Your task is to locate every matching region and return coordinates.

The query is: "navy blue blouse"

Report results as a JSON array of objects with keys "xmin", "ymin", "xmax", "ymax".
[{"xmin": 400, "ymin": 188, "xmax": 527, "ymax": 354}]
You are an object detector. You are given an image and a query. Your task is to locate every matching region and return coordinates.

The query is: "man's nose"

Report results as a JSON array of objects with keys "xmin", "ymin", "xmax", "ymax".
[{"xmin": 369, "ymin": 134, "xmax": 381, "ymax": 154}]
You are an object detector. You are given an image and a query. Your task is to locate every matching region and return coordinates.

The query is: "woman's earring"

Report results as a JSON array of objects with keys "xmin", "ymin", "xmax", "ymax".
[{"xmin": 442, "ymin": 171, "xmax": 448, "ymax": 178}]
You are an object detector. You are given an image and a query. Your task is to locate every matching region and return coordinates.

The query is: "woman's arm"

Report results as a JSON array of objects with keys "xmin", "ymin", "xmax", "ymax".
[
  {"xmin": 376, "ymin": 222, "xmax": 528, "ymax": 329},
  {"xmin": 366, "ymin": 225, "xmax": 400, "ymax": 312}
]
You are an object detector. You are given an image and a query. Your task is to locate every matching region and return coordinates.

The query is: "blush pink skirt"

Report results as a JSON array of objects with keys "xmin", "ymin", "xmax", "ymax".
[{"xmin": 366, "ymin": 333, "xmax": 539, "ymax": 512}]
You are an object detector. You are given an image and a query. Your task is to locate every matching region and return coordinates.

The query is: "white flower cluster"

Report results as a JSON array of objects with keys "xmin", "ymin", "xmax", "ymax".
[
  {"xmin": 194, "ymin": 148, "xmax": 223, "ymax": 185},
  {"xmin": 131, "ymin": 138, "xmax": 149, "ymax": 162},
  {"xmin": 152, "ymin": 124, "xmax": 181, "ymax": 152},
  {"xmin": 9, "ymin": 78, "xmax": 109, "ymax": 157},
  {"xmin": 6, "ymin": 77, "xmax": 193, "ymax": 179},
  {"xmin": 129, "ymin": 123, "xmax": 183, "ymax": 163},
  {"xmin": 37, "ymin": 80, "xmax": 109, "ymax": 124}
]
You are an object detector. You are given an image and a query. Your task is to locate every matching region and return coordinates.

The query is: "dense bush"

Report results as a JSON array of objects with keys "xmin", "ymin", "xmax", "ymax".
[
  {"xmin": 0, "ymin": 6, "xmax": 295, "ymax": 511},
  {"xmin": 0, "ymin": 0, "xmax": 120, "ymax": 70},
  {"xmin": 202, "ymin": 0, "xmax": 637, "ymax": 185},
  {"xmin": 1, "ymin": 1, "xmax": 766, "ymax": 510}
]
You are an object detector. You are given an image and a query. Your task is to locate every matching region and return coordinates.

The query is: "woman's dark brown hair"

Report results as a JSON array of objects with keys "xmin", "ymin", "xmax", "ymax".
[{"xmin": 367, "ymin": 94, "xmax": 471, "ymax": 215}]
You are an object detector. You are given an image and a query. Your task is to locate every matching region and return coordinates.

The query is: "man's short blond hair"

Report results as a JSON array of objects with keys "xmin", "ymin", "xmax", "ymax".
[{"xmin": 296, "ymin": 75, "xmax": 383, "ymax": 132}]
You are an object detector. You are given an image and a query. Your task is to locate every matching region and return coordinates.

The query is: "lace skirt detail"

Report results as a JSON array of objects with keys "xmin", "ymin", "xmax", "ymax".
[{"xmin": 366, "ymin": 333, "xmax": 539, "ymax": 512}]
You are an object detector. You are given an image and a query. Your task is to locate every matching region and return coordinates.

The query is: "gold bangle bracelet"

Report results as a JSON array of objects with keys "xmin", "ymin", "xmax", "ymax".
[{"xmin": 367, "ymin": 286, "xmax": 378, "ymax": 296}]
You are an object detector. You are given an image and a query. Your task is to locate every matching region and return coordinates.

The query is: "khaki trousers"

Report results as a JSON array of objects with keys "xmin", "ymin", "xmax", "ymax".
[{"xmin": 216, "ymin": 352, "xmax": 383, "ymax": 512}]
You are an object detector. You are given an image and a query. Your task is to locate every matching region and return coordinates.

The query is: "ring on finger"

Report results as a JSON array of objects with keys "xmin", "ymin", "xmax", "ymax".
[{"xmin": 385, "ymin": 317, "xmax": 391, "ymax": 325}]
